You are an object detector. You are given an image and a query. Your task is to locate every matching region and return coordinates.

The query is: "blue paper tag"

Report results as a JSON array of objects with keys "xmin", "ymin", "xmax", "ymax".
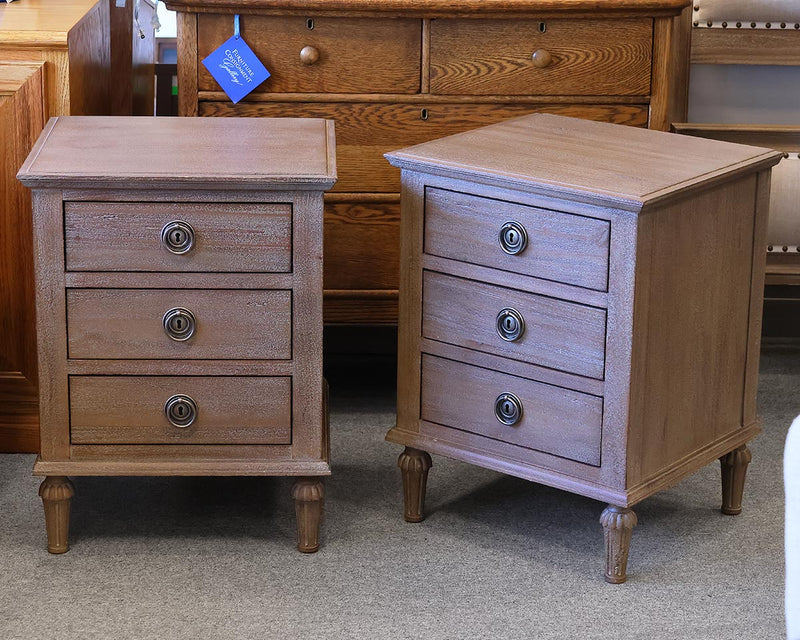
[{"xmin": 202, "ymin": 35, "xmax": 270, "ymax": 104}]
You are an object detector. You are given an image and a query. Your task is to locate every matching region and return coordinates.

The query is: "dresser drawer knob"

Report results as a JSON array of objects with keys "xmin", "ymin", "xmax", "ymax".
[
  {"xmin": 531, "ymin": 49, "xmax": 553, "ymax": 68},
  {"xmin": 496, "ymin": 307, "xmax": 525, "ymax": 342},
  {"xmin": 495, "ymin": 393, "xmax": 523, "ymax": 426},
  {"xmin": 300, "ymin": 45, "xmax": 320, "ymax": 65},
  {"xmin": 499, "ymin": 221, "xmax": 528, "ymax": 255},
  {"xmin": 161, "ymin": 220, "xmax": 194, "ymax": 254},
  {"xmin": 163, "ymin": 307, "xmax": 196, "ymax": 341},
  {"xmin": 164, "ymin": 394, "xmax": 198, "ymax": 428}
]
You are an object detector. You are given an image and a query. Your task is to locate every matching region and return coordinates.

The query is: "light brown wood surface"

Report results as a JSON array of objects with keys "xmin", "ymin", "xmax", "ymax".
[{"xmin": 691, "ymin": 28, "xmax": 800, "ymax": 65}]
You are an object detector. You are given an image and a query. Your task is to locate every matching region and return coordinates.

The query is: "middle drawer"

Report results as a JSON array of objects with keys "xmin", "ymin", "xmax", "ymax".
[{"xmin": 66, "ymin": 289, "xmax": 291, "ymax": 360}]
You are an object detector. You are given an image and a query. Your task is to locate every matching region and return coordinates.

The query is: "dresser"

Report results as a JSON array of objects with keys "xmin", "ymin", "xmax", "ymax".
[
  {"xmin": 166, "ymin": 0, "xmax": 692, "ymax": 325},
  {"xmin": 17, "ymin": 116, "xmax": 336, "ymax": 554},
  {"xmin": 385, "ymin": 114, "xmax": 782, "ymax": 582}
]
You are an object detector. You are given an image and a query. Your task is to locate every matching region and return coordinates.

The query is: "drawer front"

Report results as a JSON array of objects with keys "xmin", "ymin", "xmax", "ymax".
[
  {"xmin": 421, "ymin": 355, "xmax": 602, "ymax": 466},
  {"xmin": 424, "ymin": 187, "xmax": 610, "ymax": 291},
  {"xmin": 69, "ymin": 376, "xmax": 291, "ymax": 444},
  {"xmin": 423, "ymin": 272, "xmax": 606, "ymax": 379},
  {"xmin": 199, "ymin": 101, "xmax": 649, "ymax": 193},
  {"xmin": 430, "ymin": 19, "xmax": 653, "ymax": 96},
  {"xmin": 67, "ymin": 289, "xmax": 291, "ymax": 360},
  {"xmin": 197, "ymin": 15, "xmax": 422, "ymax": 94},
  {"xmin": 64, "ymin": 202, "xmax": 292, "ymax": 273}
]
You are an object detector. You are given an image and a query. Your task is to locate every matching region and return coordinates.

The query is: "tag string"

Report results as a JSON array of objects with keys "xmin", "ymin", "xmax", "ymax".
[{"xmin": 234, "ymin": 14, "xmax": 240, "ymax": 39}]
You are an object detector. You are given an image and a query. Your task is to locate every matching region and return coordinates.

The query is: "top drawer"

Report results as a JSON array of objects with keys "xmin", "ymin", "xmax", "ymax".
[
  {"xmin": 430, "ymin": 18, "xmax": 653, "ymax": 96},
  {"xmin": 65, "ymin": 202, "xmax": 291, "ymax": 273},
  {"xmin": 197, "ymin": 15, "xmax": 422, "ymax": 94},
  {"xmin": 424, "ymin": 187, "xmax": 609, "ymax": 291}
]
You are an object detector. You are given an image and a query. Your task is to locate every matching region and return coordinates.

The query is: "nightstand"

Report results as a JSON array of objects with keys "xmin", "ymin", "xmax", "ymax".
[
  {"xmin": 385, "ymin": 113, "xmax": 782, "ymax": 582},
  {"xmin": 18, "ymin": 116, "xmax": 336, "ymax": 554}
]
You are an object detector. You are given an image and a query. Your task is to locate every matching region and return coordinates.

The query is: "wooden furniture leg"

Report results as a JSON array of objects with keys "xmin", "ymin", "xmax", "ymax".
[
  {"xmin": 292, "ymin": 477, "xmax": 324, "ymax": 553},
  {"xmin": 720, "ymin": 444, "xmax": 752, "ymax": 515},
  {"xmin": 398, "ymin": 447, "xmax": 432, "ymax": 523},
  {"xmin": 39, "ymin": 476, "xmax": 75, "ymax": 554},
  {"xmin": 600, "ymin": 505, "xmax": 637, "ymax": 584}
]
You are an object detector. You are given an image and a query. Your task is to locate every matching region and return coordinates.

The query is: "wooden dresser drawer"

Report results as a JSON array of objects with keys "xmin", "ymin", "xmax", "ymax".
[
  {"xmin": 424, "ymin": 187, "xmax": 610, "ymax": 291},
  {"xmin": 430, "ymin": 19, "xmax": 653, "ymax": 96},
  {"xmin": 66, "ymin": 289, "xmax": 291, "ymax": 360},
  {"xmin": 64, "ymin": 202, "xmax": 292, "ymax": 273},
  {"xmin": 69, "ymin": 376, "xmax": 291, "ymax": 444},
  {"xmin": 420, "ymin": 355, "xmax": 602, "ymax": 466},
  {"xmin": 197, "ymin": 15, "xmax": 422, "ymax": 94},
  {"xmin": 422, "ymin": 272, "xmax": 606, "ymax": 379}
]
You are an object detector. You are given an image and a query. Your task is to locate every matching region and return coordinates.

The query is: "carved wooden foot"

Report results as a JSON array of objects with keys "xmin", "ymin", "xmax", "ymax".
[
  {"xmin": 720, "ymin": 445, "xmax": 752, "ymax": 515},
  {"xmin": 39, "ymin": 476, "xmax": 75, "ymax": 554},
  {"xmin": 600, "ymin": 505, "xmax": 637, "ymax": 584},
  {"xmin": 292, "ymin": 477, "xmax": 324, "ymax": 553},
  {"xmin": 398, "ymin": 447, "xmax": 432, "ymax": 523}
]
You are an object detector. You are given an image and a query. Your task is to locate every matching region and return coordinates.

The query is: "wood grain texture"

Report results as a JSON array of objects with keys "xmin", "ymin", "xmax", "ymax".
[
  {"xmin": 39, "ymin": 476, "xmax": 75, "ymax": 554},
  {"xmin": 64, "ymin": 201, "xmax": 292, "ymax": 273},
  {"xmin": 66, "ymin": 288, "xmax": 292, "ymax": 360},
  {"xmin": 398, "ymin": 447, "xmax": 432, "ymax": 522},
  {"xmin": 0, "ymin": 373, "xmax": 39, "ymax": 453},
  {"xmin": 69, "ymin": 376, "xmax": 291, "ymax": 445},
  {"xmin": 110, "ymin": 0, "xmax": 156, "ymax": 115},
  {"xmin": 649, "ymin": 15, "xmax": 674, "ymax": 131},
  {"xmin": 66, "ymin": 0, "xmax": 110, "ymax": 116},
  {"xmin": 197, "ymin": 15, "xmax": 421, "ymax": 93},
  {"xmin": 691, "ymin": 28, "xmax": 800, "ymax": 65},
  {"xmin": 177, "ymin": 10, "xmax": 199, "ymax": 116},
  {"xmin": 430, "ymin": 19, "xmax": 652, "ymax": 96},
  {"xmin": 292, "ymin": 477, "xmax": 324, "ymax": 552}
]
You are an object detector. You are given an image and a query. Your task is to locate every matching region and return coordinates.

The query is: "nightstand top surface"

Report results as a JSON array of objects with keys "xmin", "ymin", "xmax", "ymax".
[
  {"xmin": 385, "ymin": 114, "xmax": 782, "ymax": 211},
  {"xmin": 18, "ymin": 116, "xmax": 337, "ymax": 190}
]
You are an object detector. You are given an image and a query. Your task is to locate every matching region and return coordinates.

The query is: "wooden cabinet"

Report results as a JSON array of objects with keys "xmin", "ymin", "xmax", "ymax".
[
  {"xmin": 385, "ymin": 113, "xmax": 782, "ymax": 582},
  {"xmin": 18, "ymin": 116, "xmax": 335, "ymax": 554},
  {"xmin": 168, "ymin": 0, "xmax": 692, "ymax": 325}
]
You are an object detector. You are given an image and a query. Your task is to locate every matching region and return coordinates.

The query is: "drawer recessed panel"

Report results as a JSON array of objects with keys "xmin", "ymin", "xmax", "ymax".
[
  {"xmin": 430, "ymin": 19, "xmax": 652, "ymax": 96},
  {"xmin": 424, "ymin": 187, "xmax": 610, "ymax": 291},
  {"xmin": 65, "ymin": 202, "xmax": 292, "ymax": 273},
  {"xmin": 69, "ymin": 376, "xmax": 291, "ymax": 445},
  {"xmin": 66, "ymin": 289, "xmax": 291, "ymax": 360},
  {"xmin": 421, "ymin": 355, "xmax": 602, "ymax": 466},
  {"xmin": 423, "ymin": 272, "xmax": 606, "ymax": 379}
]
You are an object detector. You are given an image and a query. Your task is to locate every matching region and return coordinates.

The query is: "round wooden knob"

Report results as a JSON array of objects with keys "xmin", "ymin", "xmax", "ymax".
[
  {"xmin": 531, "ymin": 49, "xmax": 553, "ymax": 68},
  {"xmin": 300, "ymin": 45, "xmax": 320, "ymax": 65}
]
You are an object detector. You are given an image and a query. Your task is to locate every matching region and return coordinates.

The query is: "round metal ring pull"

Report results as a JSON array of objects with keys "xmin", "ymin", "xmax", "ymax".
[
  {"xmin": 494, "ymin": 392, "xmax": 523, "ymax": 426},
  {"xmin": 496, "ymin": 308, "xmax": 525, "ymax": 342},
  {"xmin": 499, "ymin": 221, "xmax": 528, "ymax": 255},
  {"xmin": 162, "ymin": 307, "xmax": 196, "ymax": 341},
  {"xmin": 161, "ymin": 220, "xmax": 195, "ymax": 254},
  {"xmin": 164, "ymin": 394, "xmax": 198, "ymax": 428}
]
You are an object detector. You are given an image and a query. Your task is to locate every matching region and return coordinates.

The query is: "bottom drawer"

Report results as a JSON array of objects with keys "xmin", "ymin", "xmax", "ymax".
[
  {"xmin": 420, "ymin": 355, "xmax": 602, "ymax": 466},
  {"xmin": 69, "ymin": 376, "xmax": 291, "ymax": 445}
]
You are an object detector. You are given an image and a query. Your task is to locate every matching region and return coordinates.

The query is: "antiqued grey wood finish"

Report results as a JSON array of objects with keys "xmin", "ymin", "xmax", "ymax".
[
  {"xmin": 386, "ymin": 113, "xmax": 782, "ymax": 582},
  {"xmin": 18, "ymin": 116, "xmax": 336, "ymax": 553}
]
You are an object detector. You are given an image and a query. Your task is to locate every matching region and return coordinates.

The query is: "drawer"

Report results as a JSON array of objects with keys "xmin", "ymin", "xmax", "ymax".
[
  {"xmin": 420, "ymin": 355, "xmax": 601, "ymax": 466},
  {"xmin": 430, "ymin": 19, "xmax": 653, "ymax": 96},
  {"xmin": 64, "ymin": 202, "xmax": 292, "ymax": 273},
  {"xmin": 69, "ymin": 376, "xmax": 291, "ymax": 444},
  {"xmin": 424, "ymin": 187, "xmax": 609, "ymax": 291},
  {"xmin": 423, "ymin": 272, "xmax": 606, "ymax": 379},
  {"xmin": 66, "ymin": 289, "xmax": 291, "ymax": 360},
  {"xmin": 199, "ymin": 101, "xmax": 649, "ymax": 192},
  {"xmin": 197, "ymin": 15, "xmax": 421, "ymax": 94}
]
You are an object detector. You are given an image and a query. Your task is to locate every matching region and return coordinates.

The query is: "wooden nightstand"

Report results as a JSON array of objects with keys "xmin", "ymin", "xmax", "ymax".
[
  {"xmin": 17, "ymin": 116, "xmax": 336, "ymax": 554},
  {"xmin": 385, "ymin": 113, "xmax": 782, "ymax": 582}
]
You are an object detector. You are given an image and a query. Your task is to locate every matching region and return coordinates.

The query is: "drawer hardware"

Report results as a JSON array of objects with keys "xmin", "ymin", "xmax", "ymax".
[
  {"xmin": 163, "ymin": 307, "xmax": 196, "ymax": 341},
  {"xmin": 496, "ymin": 307, "xmax": 525, "ymax": 342},
  {"xmin": 531, "ymin": 49, "xmax": 553, "ymax": 68},
  {"xmin": 300, "ymin": 45, "xmax": 320, "ymax": 65},
  {"xmin": 306, "ymin": 18, "xmax": 314, "ymax": 30},
  {"xmin": 420, "ymin": 108, "xmax": 429, "ymax": 121},
  {"xmin": 499, "ymin": 221, "xmax": 528, "ymax": 255},
  {"xmin": 538, "ymin": 21, "xmax": 547, "ymax": 33},
  {"xmin": 160, "ymin": 220, "xmax": 195, "ymax": 254},
  {"xmin": 494, "ymin": 392, "xmax": 523, "ymax": 426},
  {"xmin": 164, "ymin": 394, "xmax": 198, "ymax": 428}
]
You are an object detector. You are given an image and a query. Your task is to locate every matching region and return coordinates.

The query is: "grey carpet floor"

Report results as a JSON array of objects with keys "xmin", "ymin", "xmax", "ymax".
[{"xmin": 1, "ymin": 344, "xmax": 798, "ymax": 640}]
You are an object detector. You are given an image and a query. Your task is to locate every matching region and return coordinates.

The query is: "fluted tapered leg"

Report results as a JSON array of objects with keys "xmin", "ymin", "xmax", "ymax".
[
  {"xmin": 292, "ymin": 477, "xmax": 324, "ymax": 553},
  {"xmin": 600, "ymin": 505, "xmax": 637, "ymax": 584},
  {"xmin": 720, "ymin": 445, "xmax": 752, "ymax": 515},
  {"xmin": 398, "ymin": 447, "xmax": 432, "ymax": 523},
  {"xmin": 39, "ymin": 476, "xmax": 75, "ymax": 554}
]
